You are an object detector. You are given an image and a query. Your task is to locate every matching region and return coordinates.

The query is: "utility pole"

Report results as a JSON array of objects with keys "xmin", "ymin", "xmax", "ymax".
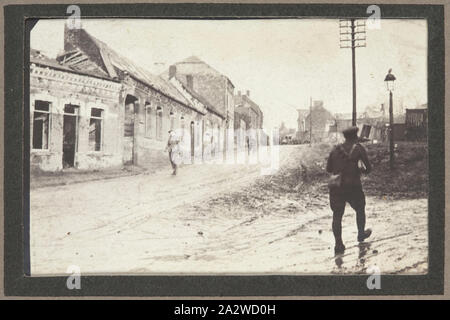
[
  {"xmin": 351, "ymin": 19, "xmax": 356, "ymax": 126},
  {"xmin": 339, "ymin": 19, "xmax": 366, "ymax": 126}
]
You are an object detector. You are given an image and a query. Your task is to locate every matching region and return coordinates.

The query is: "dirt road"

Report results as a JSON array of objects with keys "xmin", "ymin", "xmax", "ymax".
[{"xmin": 30, "ymin": 145, "xmax": 427, "ymax": 275}]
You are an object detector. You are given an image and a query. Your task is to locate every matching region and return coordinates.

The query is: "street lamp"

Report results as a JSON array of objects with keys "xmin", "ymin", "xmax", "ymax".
[{"xmin": 384, "ymin": 69, "xmax": 396, "ymax": 169}]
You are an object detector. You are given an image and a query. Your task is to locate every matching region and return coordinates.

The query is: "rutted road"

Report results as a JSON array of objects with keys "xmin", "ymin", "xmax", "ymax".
[{"xmin": 30, "ymin": 145, "xmax": 427, "ymax": 275}]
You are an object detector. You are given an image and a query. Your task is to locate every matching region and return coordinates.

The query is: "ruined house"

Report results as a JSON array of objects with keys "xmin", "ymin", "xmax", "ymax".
[
  {"xmin": 30, "ymin": 26, "xmax": 213, "ymax": 172},
  {"xmin": 30, "ymin": 49, "xmax": 123, "ymax": 171},
  {"xmin": 61, "ymin": 26, "xmax": 211, "ymax": 167}
]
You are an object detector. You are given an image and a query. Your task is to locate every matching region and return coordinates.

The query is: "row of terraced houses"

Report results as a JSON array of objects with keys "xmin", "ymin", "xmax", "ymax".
[{"xmin": 30, "ymin": 25, "xmax": 264, "ymax": 172}]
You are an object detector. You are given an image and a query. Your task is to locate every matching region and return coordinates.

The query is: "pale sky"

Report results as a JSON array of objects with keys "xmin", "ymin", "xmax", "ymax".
[{"xmin": 31, "ymin": 18, "xmax": 427, "ymax": 129}]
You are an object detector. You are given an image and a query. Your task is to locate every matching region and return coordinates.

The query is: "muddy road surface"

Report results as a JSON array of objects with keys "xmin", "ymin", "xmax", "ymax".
[{"xmin": 30, "ymin": 145, "xmax": 427, "ymax": 275}]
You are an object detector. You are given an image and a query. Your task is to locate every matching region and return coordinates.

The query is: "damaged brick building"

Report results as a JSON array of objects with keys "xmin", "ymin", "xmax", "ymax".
[
  {"xmin": 30, "ymin": 49, "xmax": 123, "ymax": 171},
  {"xmin": 30, "ymin": 26, "xmax": 238, "ymax": 172}
]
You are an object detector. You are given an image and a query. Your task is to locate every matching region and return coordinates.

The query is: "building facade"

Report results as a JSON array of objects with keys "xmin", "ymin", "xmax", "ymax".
[
  {"xmin": 63, "ymin": 26, "xmax": 209, "ymax": 168},
  {"xmin": 30, "ymin": 49, "xmax": 123, "ymax": 172},
  {"xmin": 31, "ymin": 26, "xmax": 265, "ymax": 172},
  {"xmin": 30, "ymin": 27, "xmax": 214, "ymax": 172}
]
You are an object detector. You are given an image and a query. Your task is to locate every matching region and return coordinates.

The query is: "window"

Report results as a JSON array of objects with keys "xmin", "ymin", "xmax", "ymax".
[
  {"xmin": 145, "ymin": 103, "xmax": 152, "ymax": 137},
  {"xmin": 180, "ymin": 115, "xmax": 185, "ymax": 138},
  {"xmin": 170, "ymin": 111, "xmax": 175, "ymax": 130},
  {"xmin": 196, "ymin": 122, "xmax": 201, "ymax": 147},
  {"xmin": 217, "ymin": 125, "xmax": 221, "ymax": 152},
  {"xmin": 89, "ymin": 108, "xmax": 103, "ymax": 151},
  {"xmin": 64, "ymin": 104, "xmax": 77, "ymax": 114},
  {"xmin": 186, "ymin": 74, "xmax": 194, "ymax": 89},
  {"xmin": 156, "ymin": 106, "xmax": 163, "ymax": 140},
  {"xmin": 32, "ymin": 100, "xmax": 51, "ymax": 149}
]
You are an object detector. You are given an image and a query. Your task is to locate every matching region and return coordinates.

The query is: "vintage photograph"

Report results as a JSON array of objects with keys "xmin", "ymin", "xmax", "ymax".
[{"xmin": 28, "ymin": 18, "xmax": 428, "ymax": 276}]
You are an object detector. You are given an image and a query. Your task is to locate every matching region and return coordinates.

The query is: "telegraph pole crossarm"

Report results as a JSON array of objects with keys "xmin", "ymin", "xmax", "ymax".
[{"xmin": 339, "ymin": 18, "xmax": 366, "ymax": 126}]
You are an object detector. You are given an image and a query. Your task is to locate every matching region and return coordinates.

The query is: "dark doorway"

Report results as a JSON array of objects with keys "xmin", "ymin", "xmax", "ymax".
[
  {"xmin": 211, "ymin": 135, "xmax": 215, "ymax": 158},
  {"xmin": 63, "ymin": 104, "xmax": 79, "ymax": 168},
  {"xmin": 190, "ymin": 121, "xmax": 195, "ymax": 163},
  {"xmin": 124, "ymin": 95, "xmax": 137, "ymax": 165}
]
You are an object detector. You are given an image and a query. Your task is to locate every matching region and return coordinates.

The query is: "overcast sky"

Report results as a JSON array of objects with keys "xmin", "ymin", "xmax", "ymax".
[{"xmin": 31, "ymin": 18, "xmax": 427, "ymax": 129}]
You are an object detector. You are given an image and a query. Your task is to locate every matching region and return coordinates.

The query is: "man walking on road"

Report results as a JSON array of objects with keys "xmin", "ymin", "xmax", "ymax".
[
  {"xmin": 326, "ymin": 126, "xmax": 372, "ymax": 255},
  {"xmin": 165, "ymin": 130, "xmax": 181, "ymax": 175}
]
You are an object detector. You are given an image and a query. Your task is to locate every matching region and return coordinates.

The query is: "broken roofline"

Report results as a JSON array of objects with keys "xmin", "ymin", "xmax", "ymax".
[
  {"xmin": 30, "ymin": 56, "xmax": 120, "ymax": 84},
  {"xmin": 103, "ymin": 58, "xmax": 205, "ymax": 116},
  {"xmin": 32, "ymin": 55, "xmax": 196, "ymax": 114},
  {"xmin": 129, "ymin": 72, "xmax": 206, "ymax": 115},
  {"xmin": 65, "ymin": 27, "xmax": 197, "ymax": 113},
  {"xmin": 206, "ymin": 105, "xmax": 226, "ymax": 120},
  {"xmin": 123, "ymin": 69, "xmax": 205, "ymax": 116},
  {"xmin": 33, "ymin": 54, "xmax": 203, "ymax": 115}
]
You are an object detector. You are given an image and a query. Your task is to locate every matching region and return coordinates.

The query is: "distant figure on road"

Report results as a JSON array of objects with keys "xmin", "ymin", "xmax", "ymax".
[
  {"xmin": 326, "ymin": 126, "xmax": 372, "ymax": 255},
  {"xmin": 165, "ymin": 130, "xmax": 181, "ymax": 175}
]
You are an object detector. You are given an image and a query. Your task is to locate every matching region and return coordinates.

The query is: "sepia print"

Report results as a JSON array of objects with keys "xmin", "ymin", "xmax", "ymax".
[{"xmin": 28, "ymin": 17, "xmax": 428, "ymax": 276}]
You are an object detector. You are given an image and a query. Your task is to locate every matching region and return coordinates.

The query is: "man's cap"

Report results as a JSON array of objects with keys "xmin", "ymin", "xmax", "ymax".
[{"xmin": 342, "ymin": 126, "xmax": 359, "ymax": 135}]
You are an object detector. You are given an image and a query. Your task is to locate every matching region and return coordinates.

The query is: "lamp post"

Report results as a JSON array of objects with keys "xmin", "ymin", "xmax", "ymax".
[{"xmin": 384, "ymin": 69, "xmax": 396, "ymax": 169}]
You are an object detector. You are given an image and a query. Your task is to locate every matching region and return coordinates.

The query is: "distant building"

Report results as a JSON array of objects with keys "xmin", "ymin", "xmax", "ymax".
[
  {"xmin": 167, "ymin": 66, "xmax": 226, "ymax": 161},
  {"xmin": 234, "ymin": 90, "xmax": 264, "ymax": 158},
  {"xmin": 234, "ymin": 90, "xmax": 263, "ymax": 129},
  {"xmin": 296, "ymin": 101, "xmax": 334, "ymax": 143},
  {"xmin": 162, "ymin": 56, "xmax": 236, "ymax": 160},
  {"xmin": 278, "ymin": 122, "xmax": 293, "ymax": 144}
]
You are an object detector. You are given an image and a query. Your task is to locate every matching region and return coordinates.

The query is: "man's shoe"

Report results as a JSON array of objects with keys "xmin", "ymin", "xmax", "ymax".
[
  {"xmin": 358, "ymin": 228, "xmax": 372, "ymax": 242},
  {"xmin": 334, "ymin": 243, "xmax": 346, "ymax": 255}
]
